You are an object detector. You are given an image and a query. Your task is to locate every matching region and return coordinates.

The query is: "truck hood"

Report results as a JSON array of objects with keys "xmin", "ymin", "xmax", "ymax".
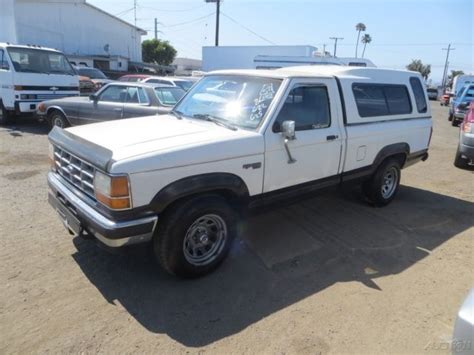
[{"xmin": 59, "ymin": 115, "xmax": 264, "ymax": 173}]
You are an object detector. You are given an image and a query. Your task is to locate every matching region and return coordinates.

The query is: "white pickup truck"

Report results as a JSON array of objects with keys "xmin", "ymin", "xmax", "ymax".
[{"xmin": 47, "ymin": 66, "xmax": 432, "ymax": 277}]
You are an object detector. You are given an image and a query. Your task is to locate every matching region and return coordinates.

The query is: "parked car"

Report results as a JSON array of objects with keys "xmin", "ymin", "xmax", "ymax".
[
  {"xmin": 37, "ymin": 82, "xmax": 185, "ymax": 128},
  {"xmin": 118, "ymin": 74, "xmax": 151, "ymax": 82},
  {"xmin": 47, "ymin": 66, "xmax": 432, "ymax": 278},
  {"xmin": 451, "ymin": 85, "xmax": 474, "ymax": 126},
  {"xmin": 78, "ymin": 75, "xmax": 96, "ymax": 96},
  {"xmin": 454, "ymin": 102, "xmax": 474, "ymax": 169},
  {"xmin": 440, "ymin": 92, "xmax": 452, "ymax": 106},
  {"xmin": 141, "ymin": 76, "xmax": 199, "ymax": 91},
  {"xmin": 452, "ymin": 288, "xmax": 474, "ymax": 355},
  {"xmin": 427, "ymin": 88, "xmax": 438, "ymax": 100},
  {"xmin": 74, "ymin": 66, "xmax": 113, "ymax": 91},
  {"xmin": 0, "ymin": 43, "xmax": 79, "ymax": 125}
]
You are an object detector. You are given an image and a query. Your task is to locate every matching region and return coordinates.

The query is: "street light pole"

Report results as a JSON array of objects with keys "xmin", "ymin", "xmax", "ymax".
[{"xmin": 205, "ymin": 0, "xmax": 221, "ymax": 46}]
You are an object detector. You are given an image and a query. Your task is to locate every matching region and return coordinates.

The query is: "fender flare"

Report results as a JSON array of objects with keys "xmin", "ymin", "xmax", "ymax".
[
  {"xmin": 46, "ymin": 106, "xmax": 70, "ymax": 124},
  {"xmin": 150, "ymin": 173, "xmax": 250, "ymax": 213},
  {"xmin": 372, "ymin": 142, "xmax": 410, "ymax": 169}
]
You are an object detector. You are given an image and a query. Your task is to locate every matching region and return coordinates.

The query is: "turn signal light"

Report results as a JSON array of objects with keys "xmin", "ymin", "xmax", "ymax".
[{"xmin": 94, "ymin": 172, "xmax": 131, "ymax": 210}]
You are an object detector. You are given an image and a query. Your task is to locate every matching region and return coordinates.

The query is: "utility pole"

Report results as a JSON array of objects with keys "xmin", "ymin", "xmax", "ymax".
[
  {"xmin": 205, "ymin": 0, "xmax": 221, "ymax": 46},
  {"xmin": 322, "ymin": 44, "xmax": 326, "ymax": 56},
  {"xmin": 133, "ymin": 0, "xmax": 137, "ymax": 28},
  {"xmin": 441, "ymin": 44, "xmax": 455, "ymax": 90},
  {"xmin": 154, "ymin": 18, "xmax": 158, "ymax": 40},
  {"xmin": 329, "ymin": 37, "xmax": 343, "ymax": 57}
]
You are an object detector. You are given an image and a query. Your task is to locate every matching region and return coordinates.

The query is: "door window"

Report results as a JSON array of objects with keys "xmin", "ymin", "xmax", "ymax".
[
  {"xmin": 409, "ymin": 77, "xmax": 428, "ymax": 113},
  {"xmin": 273, "ymin": 85, "xmax": 331, "ymax": 132},
  {"xmin": 99, "ymin": 85, "xmax": 127, "ymax": 103},
  {"xmin": 0, "ymin": 50, "xmax": 9, "ymax": 70}
]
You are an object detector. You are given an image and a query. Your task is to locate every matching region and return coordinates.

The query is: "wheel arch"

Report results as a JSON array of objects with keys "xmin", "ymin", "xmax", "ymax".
[
  {"xmin": 47, "ymin": 106, "xmax": 70, "ymax": 125},
  {"xmin": 373, "ymin": 142, "xmax": 410, "ymax": 169},
  {"xmin": 150, "ymin": 172, "xmax": 250, "ymax": 214}
]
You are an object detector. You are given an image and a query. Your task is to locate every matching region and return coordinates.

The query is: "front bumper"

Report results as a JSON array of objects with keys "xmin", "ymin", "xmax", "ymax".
[{"xmin": 48, "ymin": 172, "xmax": 158, "ymax": 247}]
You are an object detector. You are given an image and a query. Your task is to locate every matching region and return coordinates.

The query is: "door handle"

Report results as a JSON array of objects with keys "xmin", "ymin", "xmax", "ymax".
[{"xmin": 326, "ymin": 135, "xmax": 338, "ymax": 141}]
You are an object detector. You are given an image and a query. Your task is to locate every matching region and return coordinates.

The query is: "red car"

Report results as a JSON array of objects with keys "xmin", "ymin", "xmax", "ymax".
[
  {"xmin": 440, "ymin": 92, "xmax": 452, "ymax": 106},
  {"xmin": 118, "ymin": 74, "xmax": 151, "ymax": 82}
]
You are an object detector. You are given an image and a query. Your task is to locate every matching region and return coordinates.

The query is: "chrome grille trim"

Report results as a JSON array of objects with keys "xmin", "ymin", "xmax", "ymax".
[{"xmin": 53, "ymin": 145, "xmax": 96, "ymax": 199}]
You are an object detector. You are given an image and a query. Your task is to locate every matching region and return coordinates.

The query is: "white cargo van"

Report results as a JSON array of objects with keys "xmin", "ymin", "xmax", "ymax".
[
  {"xmin": 452, "ymin": 74, "xmax": 474, "ymax": 96},
  {"xmin": 0, "ymin": 43, "xmax": 79, "ymax": 124}
]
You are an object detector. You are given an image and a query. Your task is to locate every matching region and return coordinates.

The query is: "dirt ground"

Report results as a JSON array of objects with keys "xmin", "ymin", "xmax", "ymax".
[{"xmin": 1, "ymin": 102, "xmax": 473, "ymax": 354}]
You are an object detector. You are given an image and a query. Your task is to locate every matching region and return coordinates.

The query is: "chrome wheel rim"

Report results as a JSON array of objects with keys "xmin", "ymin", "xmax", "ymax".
[
  {"xmin": 183, "ymin": 214, "xmax": 227, "ymax": 266},
  {"xmin": 53, "ymin": 116, "xmax": 64, "ymax": 128},
  {"xmin": 381, "ymin": 166, "xmax": 398, "ymax": 199}
]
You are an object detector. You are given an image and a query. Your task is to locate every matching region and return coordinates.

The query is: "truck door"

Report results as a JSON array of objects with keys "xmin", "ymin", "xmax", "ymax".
[{"xmin": 263, "ymin": 78, "xmax": 344, "ymax": 192}]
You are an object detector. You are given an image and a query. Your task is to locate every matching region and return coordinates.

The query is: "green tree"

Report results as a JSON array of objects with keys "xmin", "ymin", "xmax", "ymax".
[
  {"xmin": 142, "ymin": 39, "xmax": 177, "ymax": 66},
  {"xmin": 406, "ymin": 59, "xmax": 431, "ymax": 80},
  {"xmin": 355, "ymin": 22, "xmax": 366, "ymax": 58},
  {"xmin": 361, "ymin": 34, "xmax": 372, "ymax": 58}
]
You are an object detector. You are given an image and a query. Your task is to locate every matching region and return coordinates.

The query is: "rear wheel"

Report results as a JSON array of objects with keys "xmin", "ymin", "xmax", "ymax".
[
  {"xmin": 363, "ymin": 159, "xmax": 401, "ymax": 207},
  {"xmin": 48, "ymin": 110, "xmax": 69, "ymax": 129},
  {"xmin": 154, "ymin": 194, "xmax": 238, "ymax": 278},
  {"xmin": 454, "ymin": 147, "xmax": 469, "ymax": 169}
]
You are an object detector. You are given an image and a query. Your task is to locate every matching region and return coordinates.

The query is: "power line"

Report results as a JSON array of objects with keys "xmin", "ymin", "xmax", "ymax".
[
  {"xmin": 114, "ymin": 7, "xmax": 135, "ymax": 17},
  {"xmin": 162, "ymin": 13, "xmax": 215, "ymax": 28},
  {"xmin": 220, "ymin": 12, "xmax": 276, "ymax": 45},
  {"xmin": 138, "ymin": 4, "xmax": 207, "ymax": 13}
]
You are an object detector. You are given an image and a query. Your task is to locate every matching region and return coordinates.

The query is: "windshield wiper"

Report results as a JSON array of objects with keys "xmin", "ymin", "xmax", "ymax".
[
  {"xmin": 192, "ymin": 114, "xmax": 237, "ymax": 131},
  {"xmin": 170, "ymin": 110, "xmax": 183, "ymax": 120}
]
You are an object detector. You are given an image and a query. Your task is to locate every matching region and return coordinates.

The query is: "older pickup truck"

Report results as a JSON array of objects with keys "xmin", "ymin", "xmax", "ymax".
[{"xmin": 47, "ymin": 66, "xmax": 432, "ymax": 278}]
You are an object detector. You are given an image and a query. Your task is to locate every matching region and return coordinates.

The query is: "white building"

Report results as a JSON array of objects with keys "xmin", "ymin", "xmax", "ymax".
[
  {"xmin": 172, "ymin": 57, "xmax": 202, "ymax": 76},
  {"xmin": 202, "ymin": 45, "xmax": 375, "ymax": 71},
  {"xmin": 0, "ymin": 0, "xmax": 146, "ymax": 71}
]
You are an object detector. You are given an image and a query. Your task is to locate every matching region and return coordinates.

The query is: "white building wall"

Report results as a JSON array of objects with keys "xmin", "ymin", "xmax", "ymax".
[
  {"xmin": 202, "ymin": 45, "xmax": 317, "ymax": 71},
  {"xmin": 0, "ymin": 0, "xmax": 17, "ymax": 43},
  {"xmin": 3, "ymin": 0, "xmax": 144, "ymax": 62}
]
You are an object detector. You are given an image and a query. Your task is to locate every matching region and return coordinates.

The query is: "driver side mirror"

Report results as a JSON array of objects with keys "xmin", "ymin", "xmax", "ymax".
[
  {"xmin": 281, "ymin": 120, "xmax": 296, "ymax": 140},
  {"xmin": 89, "ymin": 94, "xmax": 98, "ymax": 102}
]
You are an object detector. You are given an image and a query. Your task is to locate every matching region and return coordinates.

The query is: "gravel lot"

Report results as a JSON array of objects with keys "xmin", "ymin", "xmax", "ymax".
[{"xmin": 1, "ymin": 102, "xmax": 473, "ymax": 354}]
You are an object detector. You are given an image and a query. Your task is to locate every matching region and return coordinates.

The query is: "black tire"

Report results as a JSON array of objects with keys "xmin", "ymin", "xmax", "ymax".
[
  {"xmin": 362, "ymin": 159, "xmax": 401, "ymax": 207},
  {"xmin": 448, "ymin": 113, "xmax": 453, "ymax": 121},
  {"xmin": 154, "ymin": 194, "xmax": 238, "ymax": 278},
  {"xmin": 454, "ymin": 148, "xmax": 469, "ymax": 169},
  {"xmin": 0, "ymin": 102, "xmax": 13, "ymax": 126},
  {"xmin": 48, "ymin": 110, "xmax": 69, "ymax": 129}
]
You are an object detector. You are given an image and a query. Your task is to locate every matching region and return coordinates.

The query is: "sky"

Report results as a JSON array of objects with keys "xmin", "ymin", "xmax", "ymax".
[{"xmin": 89, "ymin": 0, "xmax": 473, "ymax": 84}]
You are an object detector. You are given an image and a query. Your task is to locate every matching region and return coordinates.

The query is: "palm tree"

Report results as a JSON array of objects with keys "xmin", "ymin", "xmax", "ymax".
[
  {"xmin": 361, "ymin": 34, "xmax": 372, "ymax": 58},
  {"xmin": 355, "ymin": 22, "xmax": 366, "ymax": 58}
]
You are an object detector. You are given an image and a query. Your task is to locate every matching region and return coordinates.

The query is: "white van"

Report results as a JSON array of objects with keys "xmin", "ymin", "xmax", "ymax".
[{"xmin": 0, "ymin": 43, "xmax": 79, "ymax": 124}]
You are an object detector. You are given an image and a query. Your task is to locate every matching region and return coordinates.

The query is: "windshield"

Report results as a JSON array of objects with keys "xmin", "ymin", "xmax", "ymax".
[
  {"xmin": 154, "ymin": 87, "xmax": 186, "ymax": 106},
  {"xmin": 7, "ymin": 47, "xmax": 75, "ymax": 75},
  {"xmin": 175, "ymin": 80, "xmax": 194, "ymax": 91},
  {"xmin": 174, "ymin": 75, "xmax": 282, "ymax": 129},
  {"xmin": 76, "ymin": 67, "xmax": 107, "ymax": 79}
]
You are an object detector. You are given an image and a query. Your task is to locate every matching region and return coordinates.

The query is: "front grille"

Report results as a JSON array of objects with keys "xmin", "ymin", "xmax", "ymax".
[
  {"xmin": 53, "ymin": 145, "xmax": 96, "ymax": 198},
  {"xmin": 37, "ymin": 94, "xmax": 76, "ymax": 100}
]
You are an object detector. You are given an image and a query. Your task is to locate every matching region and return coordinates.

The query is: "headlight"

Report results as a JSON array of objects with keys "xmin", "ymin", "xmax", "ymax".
[
  {"xmin": 20, "ymin": 94, "xmax": 37, "ymax": 99},
  {"xmin": 94, "ymin": 171, "xmax": 131, "ymax": 210}
]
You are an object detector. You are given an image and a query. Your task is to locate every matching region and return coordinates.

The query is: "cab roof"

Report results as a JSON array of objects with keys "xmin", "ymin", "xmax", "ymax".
[
  {"xmin": 0, "ymin": 42, "xmax": 62, "ymax": 53},
  {"xmin": 209, "ymin": 65, "xmax": 422, "ymax": 81}
]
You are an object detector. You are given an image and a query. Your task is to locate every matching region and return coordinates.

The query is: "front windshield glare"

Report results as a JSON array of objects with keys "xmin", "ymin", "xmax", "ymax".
[
  {"xmin": 174, "ymin": 75, "xmax": 282, "ymax": 129},
  {"xmin": 7, "ymin": 47, "xmax": 75, "ymax": 75}
]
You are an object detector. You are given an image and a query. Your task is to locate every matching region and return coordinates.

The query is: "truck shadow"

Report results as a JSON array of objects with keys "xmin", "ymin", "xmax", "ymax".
[
  {"xmin": 71, "ymin": 185, "xmax": 473, "ymax": 347},
  {"xmin": 1, "ymin": 117, "xmax": 49, "ymax": 136}
]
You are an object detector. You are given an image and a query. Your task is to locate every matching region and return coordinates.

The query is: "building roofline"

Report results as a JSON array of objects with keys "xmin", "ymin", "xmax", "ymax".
[{"xmin": 85, "ymin": 2, "xmax": 147, "ymax": 35}]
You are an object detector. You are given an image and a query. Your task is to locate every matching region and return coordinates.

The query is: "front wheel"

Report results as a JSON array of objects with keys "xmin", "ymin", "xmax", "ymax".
[
  {"xmin": 154, "ymin": 195, "xmax": 238, "ymax": 278},
  {"xmin": 454, "ymin": 148, "xmax": 469, "ymax": 169},
  {"xmin": 48, "ymin": 110, "xmax": 69, "ymax": 129},
  {"xmin": 363, "ymin": 159, "xmax": 401, "ymax": 207},
  {"xmin": 0, "ymin": 103, "xmax": 13, "ymax": 126}
]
